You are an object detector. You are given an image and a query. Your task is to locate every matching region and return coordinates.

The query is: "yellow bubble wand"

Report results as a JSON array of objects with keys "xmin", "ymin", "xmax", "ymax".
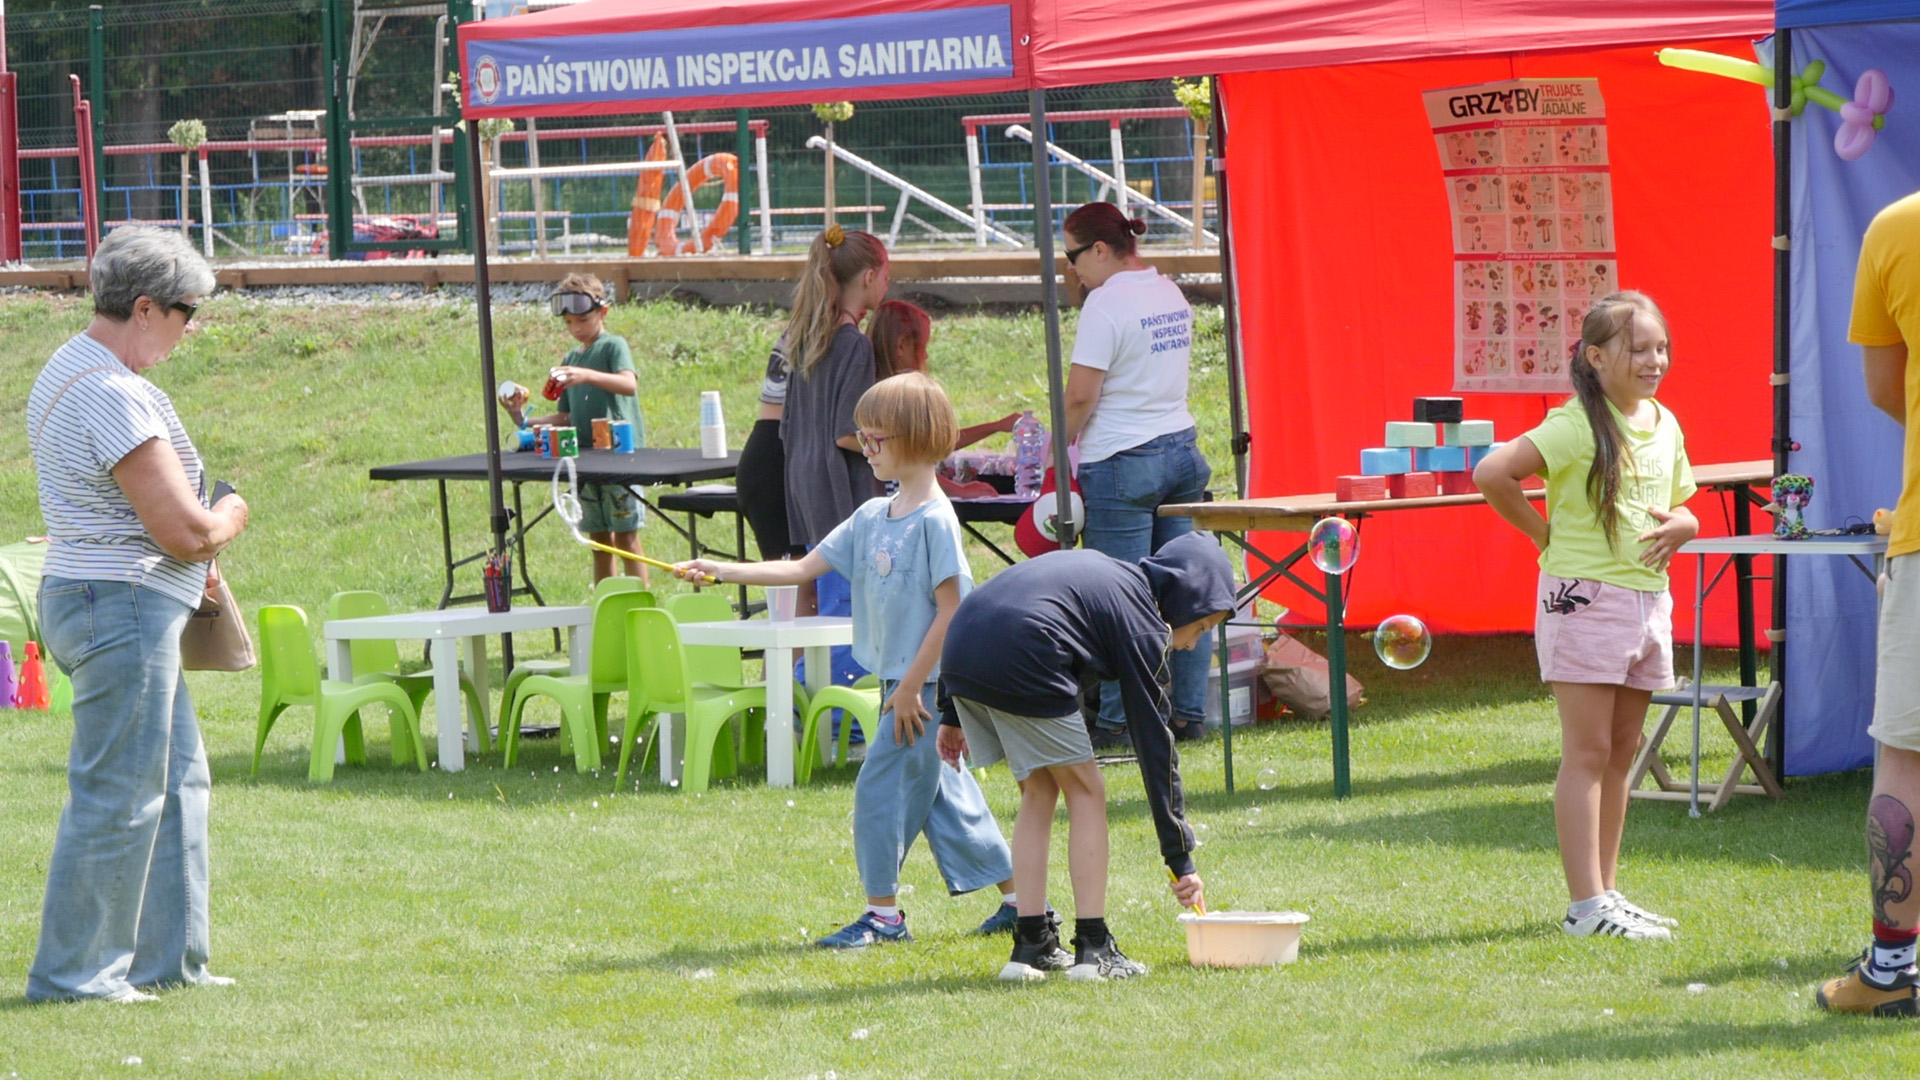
[{"xmin": 551, "ymin": 456, "xmax": 717, "ymax": 583}]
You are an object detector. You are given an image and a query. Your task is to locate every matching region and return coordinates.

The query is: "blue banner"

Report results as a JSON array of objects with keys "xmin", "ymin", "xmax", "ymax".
[{"xmin": 468, "ymin": 6, "xmax": 1015, "ymax": 109}]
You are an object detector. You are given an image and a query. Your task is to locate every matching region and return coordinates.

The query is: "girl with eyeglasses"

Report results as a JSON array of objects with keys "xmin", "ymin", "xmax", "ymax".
[
  {"xmin": 672, "ymin": 373, "xmax": 1018, "ymax": 949},
  {"xmin": 499, "ymin": 273, "xmax": 649, "ymax": 582}
]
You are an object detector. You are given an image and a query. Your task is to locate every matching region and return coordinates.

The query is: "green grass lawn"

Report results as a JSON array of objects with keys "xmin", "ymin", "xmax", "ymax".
[{"xmin": 0, "ymin": 293, "xmax": 1907, "ymax": 1078}]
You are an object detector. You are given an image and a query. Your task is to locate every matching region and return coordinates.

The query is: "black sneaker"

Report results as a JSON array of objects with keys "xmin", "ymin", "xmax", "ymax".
[
  {"xmin": 1170, "ymin": 717, "xmax": 1208, "ymax": 742},
  {"xmin": 1067, "ymin": 933, "xmax": 1148, "ymax": 981},
  {"xmin": 1089, "ymin": 724, "xmax": 1131, "ymax": 752},
  {"xmin": 999, "ymin": 914, "xmax": 1073, "ymax": 982}
]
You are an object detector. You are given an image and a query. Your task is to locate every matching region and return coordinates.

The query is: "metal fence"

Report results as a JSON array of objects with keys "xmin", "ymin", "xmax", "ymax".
[{"xmin": 4, "ymin": 0, "xmax": 1214, "ymax": 261}]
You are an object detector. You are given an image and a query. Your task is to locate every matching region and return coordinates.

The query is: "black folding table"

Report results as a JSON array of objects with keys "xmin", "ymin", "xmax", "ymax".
[{"xmin": 369, "ymin": 448, "xmax": 741, "ymax": 610}]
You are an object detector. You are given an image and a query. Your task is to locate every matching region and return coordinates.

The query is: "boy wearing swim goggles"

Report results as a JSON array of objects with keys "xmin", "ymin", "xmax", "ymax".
[{"xmin": 500, "ymin": 273, "xmax": 651, "ymax": 583}]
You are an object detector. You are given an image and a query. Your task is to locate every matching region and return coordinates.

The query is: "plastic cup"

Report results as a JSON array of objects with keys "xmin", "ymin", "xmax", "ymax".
[{"xmin": 766, "ymin": 585, "xmax": 799, "ymax": 622}]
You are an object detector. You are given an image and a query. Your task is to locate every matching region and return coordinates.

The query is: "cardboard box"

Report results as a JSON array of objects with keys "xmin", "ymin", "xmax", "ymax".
[
  {"xmin": 1414, "ymin": 445, "xmax": 1468, "ymax": 472},
  {"xmin": 1413, "ymin": 397, "xmax": 1464, "ymax": 423},
  {"xmin": 1439, "ymin": 471, "xmax": 1479, "ymax": 495}
]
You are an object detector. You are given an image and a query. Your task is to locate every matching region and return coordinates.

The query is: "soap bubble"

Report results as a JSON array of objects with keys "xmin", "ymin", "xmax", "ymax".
[
  {"xmin": 1257, "ymin": 768, "xmax": 1278, "ymax": 791},
  {"xmin": 1373, "ymin": 614, "xmax": 1432, "ymax": 670},
  {"xmin": 1307, "ymin": 517, "xmax": 1359, "ymax": 575}
]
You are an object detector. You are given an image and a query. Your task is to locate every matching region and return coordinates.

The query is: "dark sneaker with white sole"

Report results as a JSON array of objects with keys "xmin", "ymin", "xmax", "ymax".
[
  {"xmin": 815, "ymin": 910, "xmax": 912, "ymax": 949},
  {"xmin": 1067, "ymin": 934, "xmax": 1148, "ymax": 981},
  {"xmin": 999, "ymin": 914, "xmax": 1073, "ymax": 981}
]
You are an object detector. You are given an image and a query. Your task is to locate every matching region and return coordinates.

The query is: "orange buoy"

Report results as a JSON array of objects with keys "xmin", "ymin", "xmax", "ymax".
[
  {"xmin": 626, "ymin": 135, "xmax": 669, "ymax": 256},
  {"xmin": 655, "ymin": 152, "xmax": 740, "ymax": 257}
]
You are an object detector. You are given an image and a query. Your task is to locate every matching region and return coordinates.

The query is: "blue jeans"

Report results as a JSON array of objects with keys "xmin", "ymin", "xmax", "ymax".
[
  {"xmin": 1079, "ymin": 428, "xmax": 1213, "ymax": 730},
  {"xmin": 27, "ymin": 579, "xmax": 214, "ymax": 1001},
  {"xmin": 852, "ymin": 681, "xmax": 1012, "ymax": 899}
]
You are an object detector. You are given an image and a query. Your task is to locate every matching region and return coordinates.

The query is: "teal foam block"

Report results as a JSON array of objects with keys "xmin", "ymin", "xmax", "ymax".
[
  {"xmin": 1444, "ymin": 420, "xmax": 1496, "ymax": 446},
  {"xmin": 1467, "ymin": 441, "xmax": 1503, "ymax": 468},
  {"xmin": 1415, "ymin": 445, "xmax": 1469, "ymax": 473},
  {"xmin": 1384, "ymin": 422, "xmax": 1437, "ymax": 448},
  {"xmin": 1360, "ymin": 447, "xmax": 1413, "ymax": 475}
]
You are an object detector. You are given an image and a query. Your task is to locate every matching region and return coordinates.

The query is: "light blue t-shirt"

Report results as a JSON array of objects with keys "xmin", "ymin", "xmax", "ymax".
[{"xmin": 813, "ymin": 494, "xmax": 972, "ymax": 683}]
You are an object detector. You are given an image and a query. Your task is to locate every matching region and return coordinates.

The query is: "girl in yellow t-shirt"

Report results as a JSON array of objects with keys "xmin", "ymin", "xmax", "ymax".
[{"xmin": 1474, "ymin": 290, "xmax": 1698, "ymax": 942}]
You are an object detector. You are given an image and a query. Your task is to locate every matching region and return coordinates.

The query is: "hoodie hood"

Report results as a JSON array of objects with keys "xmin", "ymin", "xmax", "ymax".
[{"xmin": 1140, "ymin": 532, "xmax": 1237, "ymax": 628}]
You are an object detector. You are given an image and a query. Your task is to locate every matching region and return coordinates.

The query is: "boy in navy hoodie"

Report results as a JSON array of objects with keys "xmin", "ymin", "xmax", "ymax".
[{"xmin": 937, "ymin": 532, "xmax": 1234, "ymax": 981}]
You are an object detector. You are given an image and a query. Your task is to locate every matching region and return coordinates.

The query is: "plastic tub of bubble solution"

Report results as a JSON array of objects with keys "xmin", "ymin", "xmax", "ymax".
[{"xmin": 1177, "ymin": 911, "xmax": 1310, "ymax": 967}]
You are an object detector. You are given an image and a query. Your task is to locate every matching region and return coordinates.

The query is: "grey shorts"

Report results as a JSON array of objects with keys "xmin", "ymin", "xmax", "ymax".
[
  {"xmin": 579, "ymin": 482, "xmax": 643, "ymax": 533},
  {"xmin": 953, "ymin": 697, "xmax": 1094, "ymax": 781}
]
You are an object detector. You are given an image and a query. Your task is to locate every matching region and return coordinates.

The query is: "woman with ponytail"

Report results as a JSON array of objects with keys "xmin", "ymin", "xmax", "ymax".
[
  {"xmin": 1059, "ymin": 201, "xmax": 1213, "ymax": 749},
  {"xmin": 1474, "ymin": 290, "xmax": 1699, "ymax": 942}
]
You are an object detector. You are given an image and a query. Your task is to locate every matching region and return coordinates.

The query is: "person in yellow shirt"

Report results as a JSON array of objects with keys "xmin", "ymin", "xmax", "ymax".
[
  {"xmin": 1475, "ymin": 290, "xmax": 1697, "ymax": 942},
  {"xmin": 1819, "ymin": 191, "xmax": 1920, "ymax": 1018}
]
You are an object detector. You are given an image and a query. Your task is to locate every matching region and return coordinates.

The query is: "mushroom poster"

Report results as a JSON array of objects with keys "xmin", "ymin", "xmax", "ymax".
[{"xmin": 1425, "ymin": 78, "xmax": 1617, "ymax": 393}]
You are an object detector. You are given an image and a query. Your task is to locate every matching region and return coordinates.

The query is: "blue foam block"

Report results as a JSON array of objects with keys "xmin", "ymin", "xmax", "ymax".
[
  {"xmin": 1415, "ymin": 445, "xmax": 1469, "ymax": 473},
  {"xmin": 1360, "ymin": 447, "xmax": 1413, "ymax": 475},
  {"xmin": 1467, "ymin": 442, "xmax": 1503, "ymax": 468}
]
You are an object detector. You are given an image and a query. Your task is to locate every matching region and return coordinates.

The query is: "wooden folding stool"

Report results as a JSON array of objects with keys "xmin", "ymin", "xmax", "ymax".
[{"xmin": 1629, "ymin": 680, "xmax": 1785, "ymax": 811}]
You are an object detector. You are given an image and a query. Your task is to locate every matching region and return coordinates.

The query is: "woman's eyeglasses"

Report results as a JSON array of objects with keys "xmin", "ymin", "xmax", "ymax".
[
  {"xmin": 855, "ymin": 430, "xmax": 894, "ymax": 455},
  {"xmin": 169, "ymin": 301, "xmax": 198, "ymax": 322},
  {"xmin": 549, "ymin": 292, "xmax": 603, "ymax": 317},
  {"xmin": 1063, "ymin": 241, "xmax": 1096, "ymax": 266}
]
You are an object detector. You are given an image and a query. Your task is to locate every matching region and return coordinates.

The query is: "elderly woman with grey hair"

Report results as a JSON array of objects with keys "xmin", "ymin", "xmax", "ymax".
[{"xmin": 24, "ymin": 227, "xmax": 249, "ymax": 1003}]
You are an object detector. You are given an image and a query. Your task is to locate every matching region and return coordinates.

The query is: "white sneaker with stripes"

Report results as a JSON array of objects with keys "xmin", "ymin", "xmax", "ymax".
[
  {"xmin": 1562, "ymin": 898, "xmax": 1672, "ymax": 940},
  {"xmin": 1606, "ymin": 890, "xmax": 1678, "ymax": 929}
]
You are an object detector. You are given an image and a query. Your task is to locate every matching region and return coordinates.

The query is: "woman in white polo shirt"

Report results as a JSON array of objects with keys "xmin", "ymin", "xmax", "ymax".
[
  {"xmin": 25, "ymin": 227, "xmax": 249, "ymax": 1003},
  {"xmin": 1060, "ymin": 202, "xmax": 1213, "ymax": 748}
]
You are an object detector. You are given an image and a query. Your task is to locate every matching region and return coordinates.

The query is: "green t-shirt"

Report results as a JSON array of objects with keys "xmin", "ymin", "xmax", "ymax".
[
  {"xmin": 558, "ymin": 333, "xmax": 644, "ymax": 447},
  {"xmin": 1525, "ymin": 397, "xmax": 1697, "ymax": 591}
]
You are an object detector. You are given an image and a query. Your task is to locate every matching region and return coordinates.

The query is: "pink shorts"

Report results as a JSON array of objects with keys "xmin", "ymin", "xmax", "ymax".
[{"xmin": 1534, "ymin": 572, "xmax": 1675, "ymax": 691}]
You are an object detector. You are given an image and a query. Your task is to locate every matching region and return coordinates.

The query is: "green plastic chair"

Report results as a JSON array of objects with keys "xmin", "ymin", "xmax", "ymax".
[
  {"xmin": 500, "ymin": 588, "xmax": 653, "ymax": 772},
  {"xmin": 252, "ymin": 604, "xmax": 425, "ymax": 782},
  {"xmin": 324, "ymin": 590, "xmax": 490, "ymax": 754},
  {"xmin": 501, "ymin": 579, "xmax": 653, "ymax": 706},
  {"xmin": 663, "ymin": 591, "xmax": 774, "ymax": 766},
  {"xmin": 796, "ymin": 678, "xmax": 883, "ymax": 783},
  {"xmin": 618, "ymin": 607, "xmax": 766, "ymax": 792}
]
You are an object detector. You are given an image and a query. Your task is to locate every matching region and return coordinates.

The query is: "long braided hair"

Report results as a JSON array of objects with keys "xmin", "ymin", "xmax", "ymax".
[{"xmin": 1569, "ymin": 290, "xmax": 1670, "ymax": 550}]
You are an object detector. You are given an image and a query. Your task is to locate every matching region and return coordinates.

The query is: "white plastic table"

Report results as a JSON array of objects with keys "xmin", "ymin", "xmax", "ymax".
[
  {"xmin": 323, "ymin": 605, "xmax": 591, "ymax": 772},
  {"xmin": 673, "ymin": 615, "xmax": 855, "ymax": 788},
  {"xmin": 1673, "ymin": 533, "xmax": 1887, "ymax": 814}
]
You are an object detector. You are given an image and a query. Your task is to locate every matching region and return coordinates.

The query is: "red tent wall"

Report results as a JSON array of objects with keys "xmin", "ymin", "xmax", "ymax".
[{"xmin": 1220, "ymin": 39, "xmax": 1773, "ymax": 645}]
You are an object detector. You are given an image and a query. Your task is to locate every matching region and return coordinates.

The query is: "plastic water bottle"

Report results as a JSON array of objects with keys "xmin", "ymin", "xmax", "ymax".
[
  {"xmin": 699, "ymin": 390, "xmax": 728, "ymax": 460},
  {"xmin": 1013, "ymin": 411, "xmax": 1047, "ymax": 498},
  {"xmin": 0, "ymin": 642, "xmax": 16, "ymax": 709},
  {"xmin": 17, "ymin": 641, "xmax": 49, "ymax": 710}
]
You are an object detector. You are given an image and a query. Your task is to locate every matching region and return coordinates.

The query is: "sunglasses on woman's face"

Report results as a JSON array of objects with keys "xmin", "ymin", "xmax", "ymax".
[
  {"xmin": 169, "ymin": 301, "xmax": 198, "ymax": 323},
  {"xmin": 855, "ymin": 430, "xmax": 894, "ymax": 455},
  {"xmin": 549, "ymin": 292, "xmax": 603, "ymax": 317},
  {"xmin": 1064, "ymin": 241, "xmax": 1097, "ymax": 266}
]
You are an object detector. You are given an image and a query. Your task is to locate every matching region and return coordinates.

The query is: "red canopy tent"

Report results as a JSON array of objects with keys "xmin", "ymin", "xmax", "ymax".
[{"xmin": 456, "ymin": 1, "xmax": 1775, "ymax": 646}]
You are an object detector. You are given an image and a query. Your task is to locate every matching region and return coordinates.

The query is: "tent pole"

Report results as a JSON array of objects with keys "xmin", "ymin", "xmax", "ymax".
[
  {"xmin": 470, "ymin": 126, "xmax": 511, "ymax": 619},
  {"xmin": 1211, "ymin": 76, "xmax": 1250, "ymax": 500},
  {"xmin": 1031, "ymin": 87, "xmax": 1075, "ymax": 544},
  {"xmin": 1768, "ymin": 28, "xmax": 1792, "ymax": 775}
]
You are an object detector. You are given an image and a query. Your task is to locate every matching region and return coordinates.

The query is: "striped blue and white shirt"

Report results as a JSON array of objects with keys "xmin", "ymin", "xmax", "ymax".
[{"xmin": 27, "ymin": 332, "xmax": 207, "ymax": 609}]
